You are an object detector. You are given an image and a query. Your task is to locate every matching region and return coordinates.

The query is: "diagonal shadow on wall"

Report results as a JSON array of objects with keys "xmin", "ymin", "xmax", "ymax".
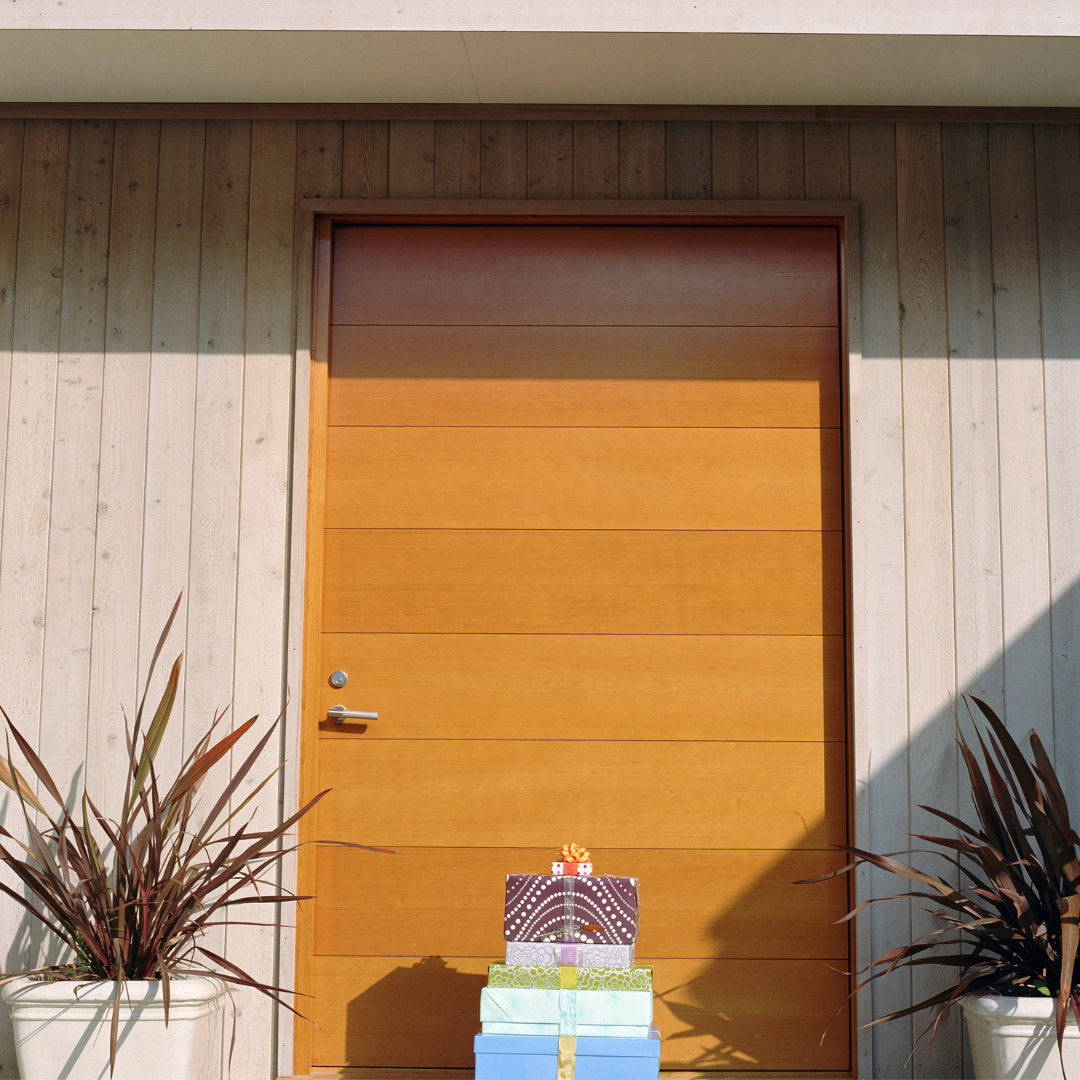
[{"xmin": 656, "ymin": 577, "xmax": 1080, "ymax": 1079}]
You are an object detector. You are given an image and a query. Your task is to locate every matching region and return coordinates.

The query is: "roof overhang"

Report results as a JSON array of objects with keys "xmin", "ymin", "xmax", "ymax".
[{"xmin": 2, "ymin": 2, "xmax": 1080, "ymax": 106}]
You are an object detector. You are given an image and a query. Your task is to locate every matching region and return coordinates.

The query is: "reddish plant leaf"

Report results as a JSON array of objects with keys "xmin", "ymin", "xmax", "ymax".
[
  {"xmin": 0, "ymin": 604, "xmax": 389, "ymax": 1074},
  {"xmin": 798, "ymin": 694, "xmax": 1080, "ymax": 1067}
]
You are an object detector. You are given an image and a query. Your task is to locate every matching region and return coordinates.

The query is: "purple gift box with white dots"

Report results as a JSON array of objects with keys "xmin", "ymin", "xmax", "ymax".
[{"xmin": 503, "ymin": 873, "xmax": 640, "ymax": 945}]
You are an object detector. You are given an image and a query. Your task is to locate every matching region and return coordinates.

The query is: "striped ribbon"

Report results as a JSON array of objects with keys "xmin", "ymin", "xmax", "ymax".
[{"xmin": 558, "ymin": 965, "xmax": 580, "ymax": 1075}]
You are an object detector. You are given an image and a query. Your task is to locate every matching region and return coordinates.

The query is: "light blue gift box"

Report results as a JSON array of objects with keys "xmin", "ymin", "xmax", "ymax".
[
  {"xmin": 475, "ymin": 1028, "xmax": 661, "ymax": 1080},
  {"xmin": 482, "ymin": 1021, "xmax": 652, "ymax": 1037},
  {"xmin": 480, "ymin": 986, "xmax": 652, "ymax": 1034}
]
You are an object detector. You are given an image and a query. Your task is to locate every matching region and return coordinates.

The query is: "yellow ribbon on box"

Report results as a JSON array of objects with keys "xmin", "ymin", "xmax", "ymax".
[
  {"xmin": 557, "ymin": 1035, "xmax": 577, "ymax": 1080},
  {"xmin": 557, "ymin": 966, "xmax": 579, "ymax": 1076}
]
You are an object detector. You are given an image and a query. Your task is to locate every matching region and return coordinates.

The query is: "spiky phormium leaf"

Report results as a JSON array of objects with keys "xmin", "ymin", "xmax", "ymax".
[{"xmin": 797, "ymin": 695, "xmax": 1080, "ymax": 1072}]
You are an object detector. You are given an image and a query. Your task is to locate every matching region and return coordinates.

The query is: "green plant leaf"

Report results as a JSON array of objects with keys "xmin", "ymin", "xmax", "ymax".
[{"xmin": 128, "ymin": 653, "xmax": 181, "ymax": 810}]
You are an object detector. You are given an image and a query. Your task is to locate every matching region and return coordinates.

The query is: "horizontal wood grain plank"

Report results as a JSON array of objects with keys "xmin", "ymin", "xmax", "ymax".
[
  {"xmin": 327, "ymin": 324, "xmax": 841, "ymax": 428},
  {"xmin": 313, "ymin": 847, "xmax": 849, "ymax": 959},
  {"xmin": 315, "ymin": 741, "xmax": 846, "ymax": 849},
  {"xmin": 331, "ymin": 226, "xmax": 839, "ymax": 327},
  {"xmin": 310, "ymin": 955, "xmax": 849, "ymax": 1071},
  {"xmin": 322, "ymin": 529, "xmax": 844, "ymax": 635},
  {"xmin": 652, "ymin": 958, "xmax": 850, "ymax": 1071},
  {"xmin": 317, "ymin": 633, "xmax": 845, "ymax": 742},
  {"xmin": 311, "ymin": 955, "xmax": 486, "ymax": 1070},
  {"xmin": 325, "ymin": 427, "xmax": 841, "ymax": 531}
]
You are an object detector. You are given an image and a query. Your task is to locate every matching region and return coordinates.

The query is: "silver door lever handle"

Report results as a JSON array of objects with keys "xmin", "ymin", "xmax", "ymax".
[{"xmin": 327, "ymin": 705, "xmax": 378, "ymax": 723}]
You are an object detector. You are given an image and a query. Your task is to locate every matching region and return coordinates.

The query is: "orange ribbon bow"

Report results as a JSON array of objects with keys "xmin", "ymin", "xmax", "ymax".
[{"xmin": 559, "ymin": 842, "xmax": 590, "ymax": 863}]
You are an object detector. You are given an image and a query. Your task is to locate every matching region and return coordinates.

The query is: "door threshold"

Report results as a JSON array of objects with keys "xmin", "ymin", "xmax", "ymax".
[
  {"xmin": 280, "ymin": 1071, "xmax": 471, "ymax": 1079},
  {"xmin": 281, "ymin": 1072, "xmax": 852, "ymax": 1079}
]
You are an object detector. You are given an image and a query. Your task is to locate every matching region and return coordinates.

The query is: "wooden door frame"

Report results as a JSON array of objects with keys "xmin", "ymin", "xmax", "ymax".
[{"xmin": 281, "ymin": 198, "xmax": 867, "ymax": 1078}]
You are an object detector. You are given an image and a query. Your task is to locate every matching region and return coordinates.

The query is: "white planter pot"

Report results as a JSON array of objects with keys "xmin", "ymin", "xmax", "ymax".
[
  {"xmin": 963, "ymin": 994, "xmax": 1080, "ymax": 1080},
  {"xmin": 1, "ymin": 976, "xmax": 226, "ymax": 1080}
]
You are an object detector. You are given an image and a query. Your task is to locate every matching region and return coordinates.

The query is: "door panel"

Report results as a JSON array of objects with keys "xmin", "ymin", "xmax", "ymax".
[
  {"xmin": 326, "ymin": 427, "xmax": 842, "ymax": 530},
  {"xmin": 323, "ymin": 529, "xmax": 843, "ymax": 635},
  {"xmin": 316, "ymin": 633, "xmax": 846, "ymax": 742},
  {"xmin": 312, "ymin": 848, "xmax": 850, "ymax": 958},
  {"xmin": 331, "ymin": 226, "xmax": 839, "ymax": 325},
  {"xmin": 328, "ymin": 324, "xmax": 842, "ymax": 428},
  {"xmin": 312, "ymin": 956, "xmax": 850, "ymax": 1071},
  {"xmin": 306, "ymin": 223, "xmax": 850, "ymax": 1073},
  {"xmin": 317, "ymin": 740, "xmax": 846, "ymax": 848}
]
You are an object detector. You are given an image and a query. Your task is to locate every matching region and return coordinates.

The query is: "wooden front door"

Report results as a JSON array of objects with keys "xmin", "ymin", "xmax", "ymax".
[{"xmin": 300, "ymin": 222, "xmax": 851, "ymax": 1073}]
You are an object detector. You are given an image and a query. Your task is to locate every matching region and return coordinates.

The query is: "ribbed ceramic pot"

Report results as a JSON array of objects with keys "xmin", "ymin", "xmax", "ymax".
[
  {"xmin": 1, "ymin": 976, "xmax": 226, "ymax": 1080},
  {"xmin": 963, "ymin": 994, "xmax": 1080, "ymax": 1080}
]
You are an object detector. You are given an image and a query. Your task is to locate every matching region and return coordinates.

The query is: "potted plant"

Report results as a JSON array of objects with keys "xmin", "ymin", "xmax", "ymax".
[
  {"xmin": 800, "ymin": 696, "xmax": 1080, "ymax": 1079},
  {"xmin": 0, "ymin": 596, "xmax": 387, "ymax": 1079}
]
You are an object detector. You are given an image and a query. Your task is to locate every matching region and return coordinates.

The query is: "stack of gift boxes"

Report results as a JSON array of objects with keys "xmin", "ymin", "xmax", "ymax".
[{"xmin": 474, "ymin": 845, "xmax": 660, "ymax": 1080}]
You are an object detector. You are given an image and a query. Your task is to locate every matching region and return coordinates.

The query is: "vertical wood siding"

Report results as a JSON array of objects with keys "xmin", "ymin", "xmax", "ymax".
[
  {"xmin": 849, "ymin": 121, "xmax": 912, "ymax": 1077},
  {"xmin": 0, "ymin": 117, "xmax": 1077, "ymax": 1079}
]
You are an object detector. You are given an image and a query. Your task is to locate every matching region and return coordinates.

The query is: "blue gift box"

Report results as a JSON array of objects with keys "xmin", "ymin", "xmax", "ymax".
[{"xmin": 474, "ymin": 1028, "xmax": 661, "ymax": 1080}]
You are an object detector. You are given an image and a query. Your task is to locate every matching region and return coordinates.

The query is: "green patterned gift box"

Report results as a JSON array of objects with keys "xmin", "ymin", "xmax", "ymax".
[{"xmin": 487, "ymin": 963, "xmax": 653, "ymax": 992}]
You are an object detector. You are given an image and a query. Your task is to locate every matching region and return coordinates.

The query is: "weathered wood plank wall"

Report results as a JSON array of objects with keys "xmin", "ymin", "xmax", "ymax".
[{"xmin": 0, "ymin": 117, "xmax": 1077, "ymax": 1080}]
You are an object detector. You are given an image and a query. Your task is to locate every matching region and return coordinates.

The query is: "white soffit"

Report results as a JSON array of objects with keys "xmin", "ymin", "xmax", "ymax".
[
  {"xmin": 1, "ymin": 30, "xmax": 1079, "ymax": 105},
  {"xmin": 5, "ymin": 1, "xmax": 1080, "ymax": 36}
]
